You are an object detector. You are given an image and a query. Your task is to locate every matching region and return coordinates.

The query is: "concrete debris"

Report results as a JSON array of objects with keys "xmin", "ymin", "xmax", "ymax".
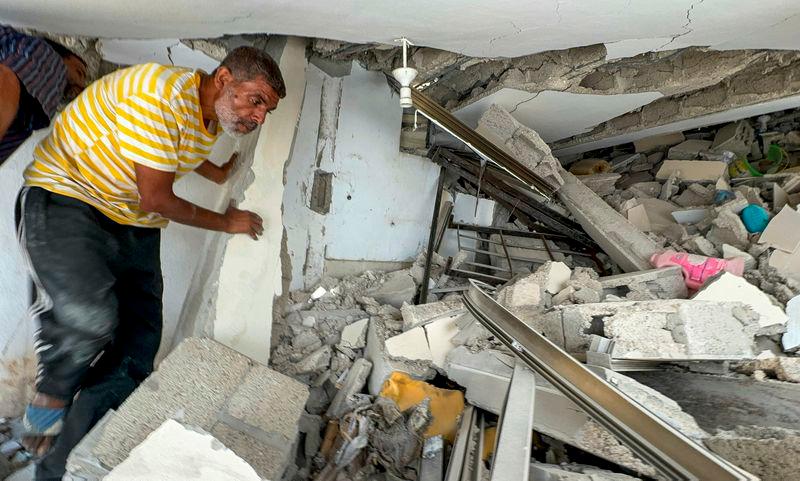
[
  {"xmin": 558, "ymin": 170, "xmax": 660, "ymax": 272},
  {"xmin": 577, "ymin": 172, "xmax": 621, "ymax": 197},
  {"xmin": 706, "ymin": 208, "xmax": 750, "ymax": 251},
  {"xmin": 656, "ymin": 160, "xmax": 727, "ymax": 182},
  {"xmin": 711, "ymin": 120, "xmax": 755, "ymax": 157},
  {"xmin": 782, "ymin": 295, "xmax": 800, "ymax": 352},
  {"xmin": 327, "ymin": 358, "xmax": 373, "ymax": 419},
  {"xmin": 737, "ymin": 355, "xmax": 800, "ymax": 383},
  {"xmin": 366, "ymin": 317, "xmax": 436, "ymax": 395},
  {"xmin": 673, "ymin": 183, "xmax": 715, "ymax": 207},
  {"xmin": 693, "ymin": 272, "xmax": 788, "ymax": 334},
  {"xmin": 599, "ymin": 266, "xmax": 688, "ymax": 300},
  {"xmin": 104, "ymin": 419, "xmax": 262, "ymax": 481},
  {"xmin": 667, "ymin": 139, "xmax": 713, "ymax": 160},
  {"xmin": 400, "ymin": 298, "xmax": 464, "ymax": 331},
  {"xmin": 705, "ymin": 425, "xmax": 800, "ymax": 481},
  {"xmin": 477, "ymin": 104, "xmax": 564, "ymax": 190},
  {"xmin": 540, "ymin": 299, "xmax": 760, "ymax": 359},
  {"xmin": 488, "ymin": 234, "xmax": 566, "ymax": 277},
  {"xmin": 722, "ymin": 244, "xmax": 757, "ymax": 270},
  {"xmin": 365, "ymin": 270, "xmax": 417, "ymax": 308},
  {"xmin": 69, "ymin": 338, "xmax": 309, "ymax": 481},
  {"xmin": 529, "ymin": 462, "xmax": 642, "ymax": 480},
  {"xmin": 339, "ymin": 317, "xmax": 369, "ymax": 350},
  {"xmin": 633, "ymin": 131, "xmax": 685, "ymax": 153}
]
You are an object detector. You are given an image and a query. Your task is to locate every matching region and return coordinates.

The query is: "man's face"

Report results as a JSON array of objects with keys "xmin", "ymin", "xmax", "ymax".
[
  {"xmin": 214, "ymin": 75, "xmax": 280, "ymax": 137},
  {"xmin": 63, "ymin": 55, "xmax": 87, "ymax": 100}
]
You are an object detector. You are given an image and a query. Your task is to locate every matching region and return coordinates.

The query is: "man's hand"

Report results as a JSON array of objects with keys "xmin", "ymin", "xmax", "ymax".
[
  {"xmin": 223, "ymin": 204, "xmax": 264, "ymax": 240},
  {"xmin": 134, "ymin": 162, "xmax": 262, "ymax": 239}
]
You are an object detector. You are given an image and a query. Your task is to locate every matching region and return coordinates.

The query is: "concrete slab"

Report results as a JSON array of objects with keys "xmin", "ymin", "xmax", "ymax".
[
  {"xmin": 656, "ymin": 160, "xmax": 726, "ymax": 182},
  {"xmin": 385, "ymin": 327, "xmax": 433, "ymax": 362},
  {"xmin": 557, "ymin": 170, "xmax": 660, "ymax": 272},
  {"xmin": 693, "ymin": 273, "xmax": 788, "ymax": 334},
  {"xmin": 76, "ymin": 338, "xmax": 308, "ymax": 481},
  {"xmin": 105, "ymin": 419, "xmax": 261, "ymax": 481},
  {"xmin": 667, "ymin": 139, "xmax": 713, "ymax": 160}
]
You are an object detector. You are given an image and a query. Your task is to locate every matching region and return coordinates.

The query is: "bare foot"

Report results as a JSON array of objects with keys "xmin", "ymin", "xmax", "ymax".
[{"xmin": 22, "ymin": 392, "xmax": 67, "ymax": 458}]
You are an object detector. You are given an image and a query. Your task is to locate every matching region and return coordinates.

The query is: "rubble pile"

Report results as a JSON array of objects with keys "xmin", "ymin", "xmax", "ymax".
[
  {"xmin": 261, "ymin": 108, "xmax": 800, "ymax": 481},
  {"xmin": 0, "ymin": 418, "xmax": 29, "ymax": 480}
]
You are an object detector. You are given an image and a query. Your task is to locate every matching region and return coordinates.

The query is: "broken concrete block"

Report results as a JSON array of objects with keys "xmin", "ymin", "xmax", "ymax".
[
  {"xmin": 625, "ymin": 198, "xmax": 678, "ymax": 233},
  {"xmin": 693, "ymin": 272, "xmax": 788, "ymax": 334},
  {"xmin": 385, "ymin": 327, "xmax": 433, "ymax": 362},
  {"xmin": 477, "ymin": 104, "xmax": 564, "ymax": 189},
  {"xmin": 424, "ymin": 315, "xmax": 460, "ymax": 369},
  {"xmin": 577, "ymin": 173, "xmax": 621, "ymax": 197},
  {"xmin": 105, "ymin": 419, "xmax": 261, "ymax": 481},
  {"xmin": 557, "ymin": 170, "xmax": 660, "ymax": 273},
  {"xmin": 634, "ymin": 131, "xmax": 685, "ymax": 153},
  {"xmin": 366, "ymin": 317, "xmax": 435, "ymax": 395},
  {"xmin": 600, "ymin": 266, "xmax": 688, "ymax": 300},
  {"xmin": 444, "ymin": 347, "xmax": 514, "ymax": 414},
  {"xmin": 327, "ymin": 358, "xmax": 372, "ymax": 419},
  {"xmin": 617, "ymin": 171, "xmax": 655, "ymax": 190},
  {"xmin": 682, "ymin": 235, "xmax": 720, "ymax": 257},
  {"xmin": 667, "ymin": 139, "xmax": 713, "ymax": 159},
  {"xmin": 295, "ymin": 346, "xmax": 332, "ymax": 374},
  {"xmin": 529, "ymin": 462, "xmax": 642, "ymax": 480},
  {"xmin": 737, "ymin": 355, "xmax": 800, "ymax": 383},
  {"xmin": 610, "ymin": 153, "xmax": 645, "ymax": 173},
  {"xmin": 722, "ymin": 244, "xmax": 757, "ymax": 270},
  {"xmin": 545, "ymin": 300, "xmax": 760, "ymax": 359},
  {"xmin": 656, "ymin": 160, "xmax": 726, "ymax": 182},
  {"xmin": 705, "ymin": 425, "xmax": 800, "ymax": 481},
  {"xmin": 76, "ymin": 338, "xmax": 308, "ymax": 481},
  {"xmin": 552, "ymin": 286, "xmax": 576, "ymax": 305},
  {"xmin": 706, "ymin": 209, "xmax": 750, "ymax": 251},
  {"xmin": 759, "ymin": 205, "xmax": 800, "ymax": 253},
  {"xmin": 338, "ymin": 317, "xmax": 369, "ymax": 350},
  {"xmin": 711, "ymin": 120, "xmax": 755, "ymax": 157},
  {"xmin": 625, "ymin": 181, "xmax": 662, "ymax": 199},
  {"xmin": 782, "ymin": 296, "xmax": 800, "ymax": 353},
  {"xmin": 401, "ymin": 298, "xmax": 464, "ymax": 331},
  {"xmin": 674, "ymin": 183, "xmax": 715, "ymax": 207},
  {"xmin": 365, "ymin": 270, "xmax": 417, "ymax": 308}
]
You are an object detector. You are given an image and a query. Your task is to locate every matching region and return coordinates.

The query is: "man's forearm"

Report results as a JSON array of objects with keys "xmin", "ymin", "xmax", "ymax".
[{"xmin": 144, "ymin": 193, "xmax": 228, "ymax": 232}]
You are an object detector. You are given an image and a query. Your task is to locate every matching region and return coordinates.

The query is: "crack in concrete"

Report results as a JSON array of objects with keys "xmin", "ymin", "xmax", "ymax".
[
  {"xmin": 656, "ymin": 0, "xmax": 705, "ymax": 51},
  {"xmin": 555, "ymin": 0, "xmax": 564, "ymax": 24}
]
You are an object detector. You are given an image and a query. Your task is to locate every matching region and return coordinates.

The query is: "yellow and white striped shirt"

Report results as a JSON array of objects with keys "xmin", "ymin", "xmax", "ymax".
[{"xmin": 24, "ymin": 63, "xmax": 220, "ymax": 228}]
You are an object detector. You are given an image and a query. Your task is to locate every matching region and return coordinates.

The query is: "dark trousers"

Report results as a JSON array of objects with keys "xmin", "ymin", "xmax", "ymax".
[{"xmin": 16, "ymin": 187, "xmax": 163, "ymax": 480}]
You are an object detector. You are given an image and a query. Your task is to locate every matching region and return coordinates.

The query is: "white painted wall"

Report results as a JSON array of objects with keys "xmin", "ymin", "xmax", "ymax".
[
  {"xmin": 283, "ymin": 63, "xmax": 440, "ymax": 291},
  {"xmin": 212, "ymin": 37, "xmax": 308, "ymax": 365}
]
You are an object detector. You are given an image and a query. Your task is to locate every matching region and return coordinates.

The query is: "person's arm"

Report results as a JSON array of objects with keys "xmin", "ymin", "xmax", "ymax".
[
  {"xmin": 0, "ymin": 64, "xmax": 21, "ymax": 141},
  {"xmin": 134, "ymin": 162, "xmax": 263, "ymax": 239},
  {"xmin": 194, "ymin": 152, "xmax": 238, "ymax": 184}
]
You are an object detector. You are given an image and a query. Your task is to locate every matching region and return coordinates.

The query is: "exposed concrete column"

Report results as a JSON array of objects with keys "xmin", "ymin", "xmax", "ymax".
[
  {"xmin": 211, "ymin": 37, "xmax": 308, "ymax": 364},
  {"xmin": 558, "ymin": 170, "xmax": 660, "ymax": 272}
]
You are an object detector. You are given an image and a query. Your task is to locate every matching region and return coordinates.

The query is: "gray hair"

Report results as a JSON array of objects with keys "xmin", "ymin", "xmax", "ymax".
[{"xmin": 218, "ymin": 46, "xmax": 286, "ymax": 98}]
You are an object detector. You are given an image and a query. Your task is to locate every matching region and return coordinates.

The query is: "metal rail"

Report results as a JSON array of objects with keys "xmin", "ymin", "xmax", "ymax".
[{"xmin": 462, "ymin": 281, "xmax": 758, "ymax": 481}]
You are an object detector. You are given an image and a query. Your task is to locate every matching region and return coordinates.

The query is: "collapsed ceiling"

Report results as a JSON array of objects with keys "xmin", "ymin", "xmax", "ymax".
[{"xmin": 2, "ymin": 0, "xmax": 800, "ymax": 58}]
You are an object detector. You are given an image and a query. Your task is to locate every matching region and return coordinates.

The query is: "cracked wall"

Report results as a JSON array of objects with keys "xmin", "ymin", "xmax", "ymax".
[
  {"xmin": 283, "ymin": 62, "xmax": 441, "ymax": 292},
  {"xmin": 553, "ymin": 53, "xmax": 800, "ymax": 154}
]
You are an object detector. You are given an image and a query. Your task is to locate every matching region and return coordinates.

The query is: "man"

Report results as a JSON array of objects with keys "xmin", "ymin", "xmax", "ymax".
[
  {"xmin": 16, "ymin": 45, "xmax": 285, "ymax": 480},
  {"xmin": 0, "ymin": 26, "xmax": 87, "ymax": 164}
]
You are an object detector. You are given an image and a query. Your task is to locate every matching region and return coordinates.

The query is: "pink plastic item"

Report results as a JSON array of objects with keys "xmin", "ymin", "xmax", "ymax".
[{"xmin": 650, "ymin": 250, "xmax": 745, "ymax": 290}]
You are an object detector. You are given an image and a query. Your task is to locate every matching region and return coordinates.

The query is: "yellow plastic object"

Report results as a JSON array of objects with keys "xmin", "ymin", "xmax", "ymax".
[
  {"xmin": 379, "ymin": 371, "xmax": 465, "ymax": 441},
  {"xmin": 482, "ymin": 426, "xmax": 497, "ymax": 461}
]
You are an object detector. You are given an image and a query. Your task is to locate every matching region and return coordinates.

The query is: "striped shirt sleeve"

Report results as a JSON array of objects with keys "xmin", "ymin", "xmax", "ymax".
[{"xmin": 116, "ymin": 93, "xmax": 180, "ymax": 172}]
